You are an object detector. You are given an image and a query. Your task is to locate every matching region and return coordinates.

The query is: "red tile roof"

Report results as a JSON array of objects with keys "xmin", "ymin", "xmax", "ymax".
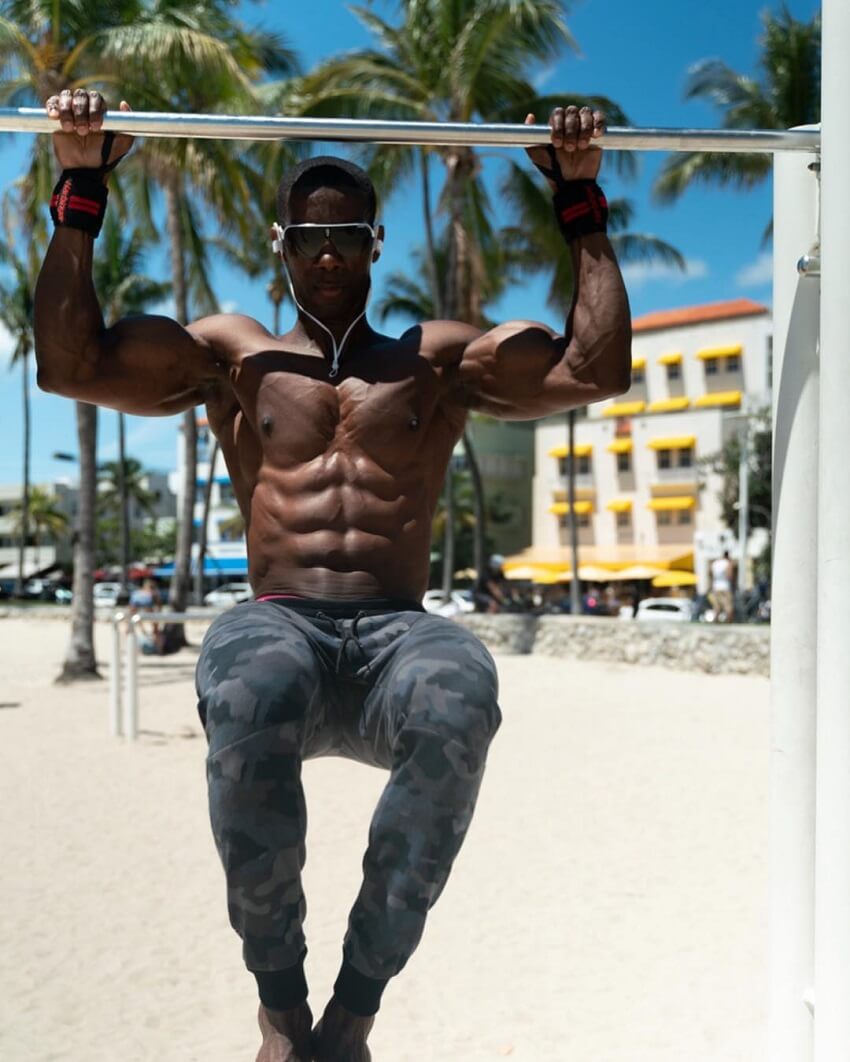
[{"xmin": 632, "ymin": 298, "xmax": 769, "ymax": 333}]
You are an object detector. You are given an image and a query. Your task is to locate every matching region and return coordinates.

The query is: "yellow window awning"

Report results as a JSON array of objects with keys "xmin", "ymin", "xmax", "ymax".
[
  {"xmin": 647, "ymin": 435, "xmax": 696, "ymax": 450},
  {"xmin": 631, "ymin": 356, "xmax": 646, "ymax": 370},
  {"xmin": 647, "ymin": 397, "xmax": 691, "ymax": 413},
  {"xmin": 647, "ymin": 496, "xmax": 697, "ymax": 512},
  {"xmin": 602, "ymin": 401, "xmax": 645, "ymax": 418},
  {"xmin": 607, "ymin": 438, "xmax": 634, "ymax": 454},
  {"xmin": 658, "ymin": 351, "xmax": 683, "ymax": 366},
  {"xmin": 606, "ymin": 498, "xmax": 633, "ymax": 513},
  {"xmin": 547, "ymin": 443, "xmax": 593, "ymax": 459},
  {"xmin": 694, "ymin": 390, "xmax": 742, "ymax": 408},
  {"xmin": 549, "ymin": 501, "xmax": 593, "ymax": 516},
  {"xmin": 696, "ymin": 343, "xmax": 742, "ymax": 360}
]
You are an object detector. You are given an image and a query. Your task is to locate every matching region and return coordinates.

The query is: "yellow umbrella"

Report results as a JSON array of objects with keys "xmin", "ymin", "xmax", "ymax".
[
  {"xmin": 616, "ymin": 564, "xmax": 667, "ymax": 580},
  {"xmin": 652, "ymin": 570, "xmax": 698, "ymax": 588},
  {"xmin": 504, "ymin": 564, "xmax": 551, "ymax": 581},
  {"xmin": 453, "ymin": 567, "xmax": 477, "ymax": 580},
  {"xmin": 577, "ymin": 564, "xmax": 615, "ymax": 582}
]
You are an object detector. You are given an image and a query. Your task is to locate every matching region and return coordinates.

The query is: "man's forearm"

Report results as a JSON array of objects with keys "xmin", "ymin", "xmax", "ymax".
[
  {"xmin": 35, "ymin": 228, "xmax": 106, "ymax": 392},
  {"xmin": 562, "ymin": 232, "xmax": 631, "ymax": 395}
]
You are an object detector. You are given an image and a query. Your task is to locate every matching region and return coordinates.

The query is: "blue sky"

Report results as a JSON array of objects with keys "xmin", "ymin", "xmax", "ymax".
[{"xmin": 0, "ymin": 0, "xmax": 820, "ymax": 484}]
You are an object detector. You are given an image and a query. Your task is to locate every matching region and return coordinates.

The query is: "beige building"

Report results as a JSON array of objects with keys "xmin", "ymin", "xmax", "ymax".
[{"xmin": 509, "ymin": 298, "xmax": 771, "ymax": 586}]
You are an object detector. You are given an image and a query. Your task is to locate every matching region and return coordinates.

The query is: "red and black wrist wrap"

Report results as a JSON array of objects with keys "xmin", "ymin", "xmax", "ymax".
[
  {"xmin": 553, "ymin": 180, "xmax": 608, "ymax": 242},
  {"xmin": 50, "ymin": 169, "xmax": 108, "ymax": 237}
]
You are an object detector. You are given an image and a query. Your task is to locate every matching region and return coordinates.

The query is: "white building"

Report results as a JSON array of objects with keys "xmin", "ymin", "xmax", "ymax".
[{"xmin": 510, "ymin": 298, "xmax": 771, "ymax": 589}]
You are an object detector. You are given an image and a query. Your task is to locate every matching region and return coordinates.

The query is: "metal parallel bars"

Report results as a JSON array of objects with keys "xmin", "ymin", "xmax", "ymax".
[{"xmin": 0, "ymin": 106, "xmax": 822, "ymax": 153}]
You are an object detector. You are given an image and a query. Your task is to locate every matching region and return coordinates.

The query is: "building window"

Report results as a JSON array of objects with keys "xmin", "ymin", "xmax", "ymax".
[
  {"xmin": 658, "ymin": 448, "xmax": 672, "ymax": 470},
  {"xmin": 632, "ymin": 368, "xmax": 645, "ymax": 386},
  {"xmin": 677, "ymin": 509, "xmax": 692, "ymax": 525},
  {"xmin": 578, "ymin": 512, "xmax": 591, "ymax": 528},
  {"xmin": 678, "ymin": 447, "xmax": 694, "ymax": 468},
  {"xmin": 578, "ymin": 455, "xmax": 591, "ymax": 476},
  {"xmin": 726, "ymin": 354, "xmax": 740, "ymax": 372},
  {"xmin": 616, "ymin": 510, "xmax": 630, "ymax": 528},
  {"xmin": 666, "ymin": 362, "xmax": 681, "ymax": 382},
  {"xmin": 617, "ymin": 452, "xmax": 631, "ymax": 474},
  {"xmin": 657, "ymin": 510, "xmax": 672, "ymax": 526},
  {"xmin": 705, "ymin": 358, "xmax": 718, "ymax": 376}
]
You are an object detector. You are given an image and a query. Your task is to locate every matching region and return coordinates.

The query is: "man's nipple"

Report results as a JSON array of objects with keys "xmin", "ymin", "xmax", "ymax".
[
  {"xmin": 261, "ymin": 415, "xmax": 273, "ymax": 435},
  {"xmin": 408, "ymin": 416, "xmax": 419, "ymax": 431}
]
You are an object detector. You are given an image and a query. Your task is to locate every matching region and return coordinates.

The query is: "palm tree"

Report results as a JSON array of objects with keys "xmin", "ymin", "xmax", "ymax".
[
  {"xmin": 0, "ymin": 227, "xmax": 35, "ymax": 595},
  {"xmin": 8, "ymin": 484, "xmax": 69, "ymax": 567},
  {"xmin": 652, "ymin": 5, "xmax": 820, "ymax": 213},
  {"xmin": 94, "ymin": 212, "xmax": 170, "ymax": 586}
]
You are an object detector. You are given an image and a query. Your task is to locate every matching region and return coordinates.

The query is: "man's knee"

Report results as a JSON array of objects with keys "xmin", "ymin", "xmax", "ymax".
[
  {"xmin": 399, "ymin": 619, "xmax": 502, "ymax": 749},
  {"xmin": 197, "ymin": 614, "xmax": 321, "ymax": 752}
]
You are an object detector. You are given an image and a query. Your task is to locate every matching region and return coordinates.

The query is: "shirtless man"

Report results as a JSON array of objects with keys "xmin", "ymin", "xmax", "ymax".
[{"xmin": 35, "ymin": 87, "xmax": 631, "ymax": 1062}]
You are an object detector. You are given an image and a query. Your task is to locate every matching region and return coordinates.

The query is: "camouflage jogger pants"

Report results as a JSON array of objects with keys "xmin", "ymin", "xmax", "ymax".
[{"xmin": 195, "ymin": 597, "xmax": 501, "ymax": 1016}]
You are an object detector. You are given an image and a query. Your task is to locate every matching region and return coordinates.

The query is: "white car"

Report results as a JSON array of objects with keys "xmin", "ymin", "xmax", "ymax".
[
  {"xmin": 635, "ymin": 597, "xmax": 694, "ymax": 623},
  {"xmin": 203, "ymin": 582, "xmax": 253, "ymax": 608},
  {"xmin": 422, "ymin": 589, "xmax": 475, "ymax": 618},
  {"xmin": 93, "ymin": 582, "xmax": 124, "ymax": 607}
]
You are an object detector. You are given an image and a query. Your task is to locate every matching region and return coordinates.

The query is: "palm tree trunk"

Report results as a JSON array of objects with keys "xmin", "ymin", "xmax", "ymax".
[
  {"xmin": 567, "ymin": 409, "xmax": 581, "ymax": 615},
  {"xmin": 16, "ymin": 348, "xmax": 31, "ymax": 595},
  {"xmin": 420, "ymin": 149, "xmax": 443, "ymax": 317},
  {"xmin": 195, "ymin": 439, "xmax": 219, "ymax": 605},
  {"xmin": 118, "ymin": 412, "xmax": 130, "ymax": 588},
  {"xmin": 444, "ymin": 147, "xmax": 474, "ymax": 322},
  {"xmin": 164, "ymin": 175, "xmax": 195, "ymax": 636},
  {"xmin": 57, "ymin": 401, "xmax": 100, "ymax": 682},
  {"xmin": 441, "ymin": 467, "xmax": 455, "ymax": 603},
  {"xmin": 461, "ymin": 428, "xmax": 486, "ymax": 576}
]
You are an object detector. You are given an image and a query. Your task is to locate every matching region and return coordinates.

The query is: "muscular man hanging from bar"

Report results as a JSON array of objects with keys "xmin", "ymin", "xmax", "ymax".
[{"xmin": 35, "ymin": 87, "xmax": 631, "ymax": 1062}]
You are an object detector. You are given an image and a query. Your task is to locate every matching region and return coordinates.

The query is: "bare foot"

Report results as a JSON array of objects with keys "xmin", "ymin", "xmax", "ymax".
[
  {"xmin": 256, "ymin": 1002, "xmax": 313, "ymax": 1062},
  {"xmin": 312, "ymin": 999, "xmax": 375, "ymax": 1061}
]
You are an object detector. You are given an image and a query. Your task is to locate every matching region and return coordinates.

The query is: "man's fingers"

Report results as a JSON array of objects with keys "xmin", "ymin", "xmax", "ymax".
[
  {"xmin": 87, "ymin": 90, "xmax": 104, "ymax": 131},
  {"xmin": 550, "ymin": 106, "xmax": 565, "ymax": 149},
  {"xmin": 72, "ymin": 88, "xmax": 89, "ymax": 135},
  {"xmin": 592, "ymin": 109, "xmax": 607, "ymax": 138},
  {"xmin": 576, "ymin": 106, "xmax": 594, "ymax": 149},
  {"xmin": 58, "ymin": 89, "xmax": 74, "ymax": 132},
  {"xmin": 46, "ymin": 95, "xmax": 60, "ymax": 119},
  {"xmin": 524, "ymin": 113, "xmax": 535, "ymax": 126},
  {"xmin": 561, "ymin": 105, "xmax": 579, "ymax": 151}
]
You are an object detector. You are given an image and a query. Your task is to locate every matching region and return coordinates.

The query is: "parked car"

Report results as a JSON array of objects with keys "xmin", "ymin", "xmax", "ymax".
[
  {"xmin": 203, "ymin": 582, "xmax": 253, "ymax": 608},
  {"xmin": 93, "ymin": 582, "xmax": 124, "ymax": 608},
  {"xmin": 422, "ymin": 589, "xmax": 475, "ymax": 618},
  {"xmin": 635, "ymin": 597, "xmax": 694, "ymax": 623}
]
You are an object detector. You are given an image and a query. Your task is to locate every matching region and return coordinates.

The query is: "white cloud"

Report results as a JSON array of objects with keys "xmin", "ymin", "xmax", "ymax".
[
  {"xmin": 620, "ymin": 257, "xmax": 709, "ymax": 289},
  {"xmin": 532, "ymin": 64, "xmax": 557, "ymax": 93},
  {"xmin": 220, "ymin": 299, "xmax": 239, "ymax": 314},
  {"xmin": 735, "ymin": 251, "xmax": 773, "ymax": 289}
]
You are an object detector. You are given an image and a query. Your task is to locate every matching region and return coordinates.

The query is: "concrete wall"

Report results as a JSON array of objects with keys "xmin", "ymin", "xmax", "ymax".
[{"xmin": 457, "ymin": 613, "xmax": 769, "ymax": 677}]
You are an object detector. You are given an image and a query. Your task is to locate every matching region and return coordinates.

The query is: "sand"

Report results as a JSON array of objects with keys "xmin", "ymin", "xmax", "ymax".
[{"xmin": 0, "ymin": 615, "xmax": 769, "ymax": 1061}]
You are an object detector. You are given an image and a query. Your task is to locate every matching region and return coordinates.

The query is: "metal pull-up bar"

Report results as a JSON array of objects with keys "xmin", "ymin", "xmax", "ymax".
[{"xmin": 0, "ymin": 106, "xmax": 822, "ymax": 153}]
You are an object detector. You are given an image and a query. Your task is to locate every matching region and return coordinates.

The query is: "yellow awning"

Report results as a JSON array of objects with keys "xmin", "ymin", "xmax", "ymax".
[
  {"xmin": 631, "ymin": 356, "xmax": 646, "ymax": 370},
  {"xmin": 549, "ymin": 501, "xmax": 593, "ymax": 516},
  {"xmin": 606, "ymin": 438, "xmax": 634, "ymax": 454},
  {"xmin": 647, "ymin": 397, "xmax": 691, "ymax": 413},
  {"xmin": 647, "ymin": 435, "xmax": 696, "ymax": 450},
  {"xmin": 547, "ymin": 442, "xmax": 593, "ymax": 458},
  {"xmin": 602, "ymin": 401, "xmax": 645, "ymax": 418},
  {"xmin": 647, "ymin": 496, "xmax": 697, "ymax": 512},
  {"xmin": 696, "ymin": 343, "xmax": 742, "ymax": 360},
  {"xmin": 658, "ymin": 351, "xmax": 683, "ymax": 366},
  {"xmin": 652, "ymin": 570, "xmax": 699, "ymax": 588},
  {"xmin": 504, "ymin": 545, "xmax": 694, "ymax": 573},
  {"xmin": 606, "ymin": 498, "xmax": 633, "ymax": 512},
  {"xmin": 694, "ymin": 390, "xmax": 742, "ymax": 408}
]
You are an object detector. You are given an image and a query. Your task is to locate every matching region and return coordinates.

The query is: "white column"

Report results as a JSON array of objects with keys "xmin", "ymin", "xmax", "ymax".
[
  {"xmin": 815, "ymin": 2, "xmax": 850, "ymax": 1057},
  {"xmin": 770, "ymin": 140, "xmax": 820, "ymax": 1062},
  {"xmin": 109, "ymin": 611, "xmax": 124, "ymax": 737}
]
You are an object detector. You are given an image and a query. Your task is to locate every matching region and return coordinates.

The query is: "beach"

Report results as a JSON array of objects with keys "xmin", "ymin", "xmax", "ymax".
[{"xmin": 0, "ymin": 615, "xmax": 769, "ymax": 1061}]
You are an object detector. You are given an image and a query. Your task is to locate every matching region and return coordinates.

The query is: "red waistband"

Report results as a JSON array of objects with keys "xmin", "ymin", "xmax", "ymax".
[{"xmin": 255, "ymin": 593, "xmax": 307, "ymax": 602}]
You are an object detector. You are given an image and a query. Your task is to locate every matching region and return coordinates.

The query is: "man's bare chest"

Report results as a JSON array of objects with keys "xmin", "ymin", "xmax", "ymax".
[{"xmin": 226, "ymin": 347, "xmax": 455, "ymax": 470}]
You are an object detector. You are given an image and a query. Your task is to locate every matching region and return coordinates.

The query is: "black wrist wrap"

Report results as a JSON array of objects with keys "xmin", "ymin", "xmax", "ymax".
[
  {"xmin": 49, "ymin": 132, "xmax": 125, "ymax": 238},
  {"xmin": 50, "ymin": 170, "xmax": 108, "ymax": 237},
  {"xmin": 553, "ymin": 180, "xmax": 608, "ymax": 242}
]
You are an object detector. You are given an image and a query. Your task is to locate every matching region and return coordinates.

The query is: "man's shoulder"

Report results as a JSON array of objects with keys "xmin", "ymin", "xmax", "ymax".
[
  {"xmin": 409, "ymin": 319, "xmax": 484, "ymax": 369},
  {"xmin": 188, "ymin": 313, "xmax": 272, "ymax": 359}
]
